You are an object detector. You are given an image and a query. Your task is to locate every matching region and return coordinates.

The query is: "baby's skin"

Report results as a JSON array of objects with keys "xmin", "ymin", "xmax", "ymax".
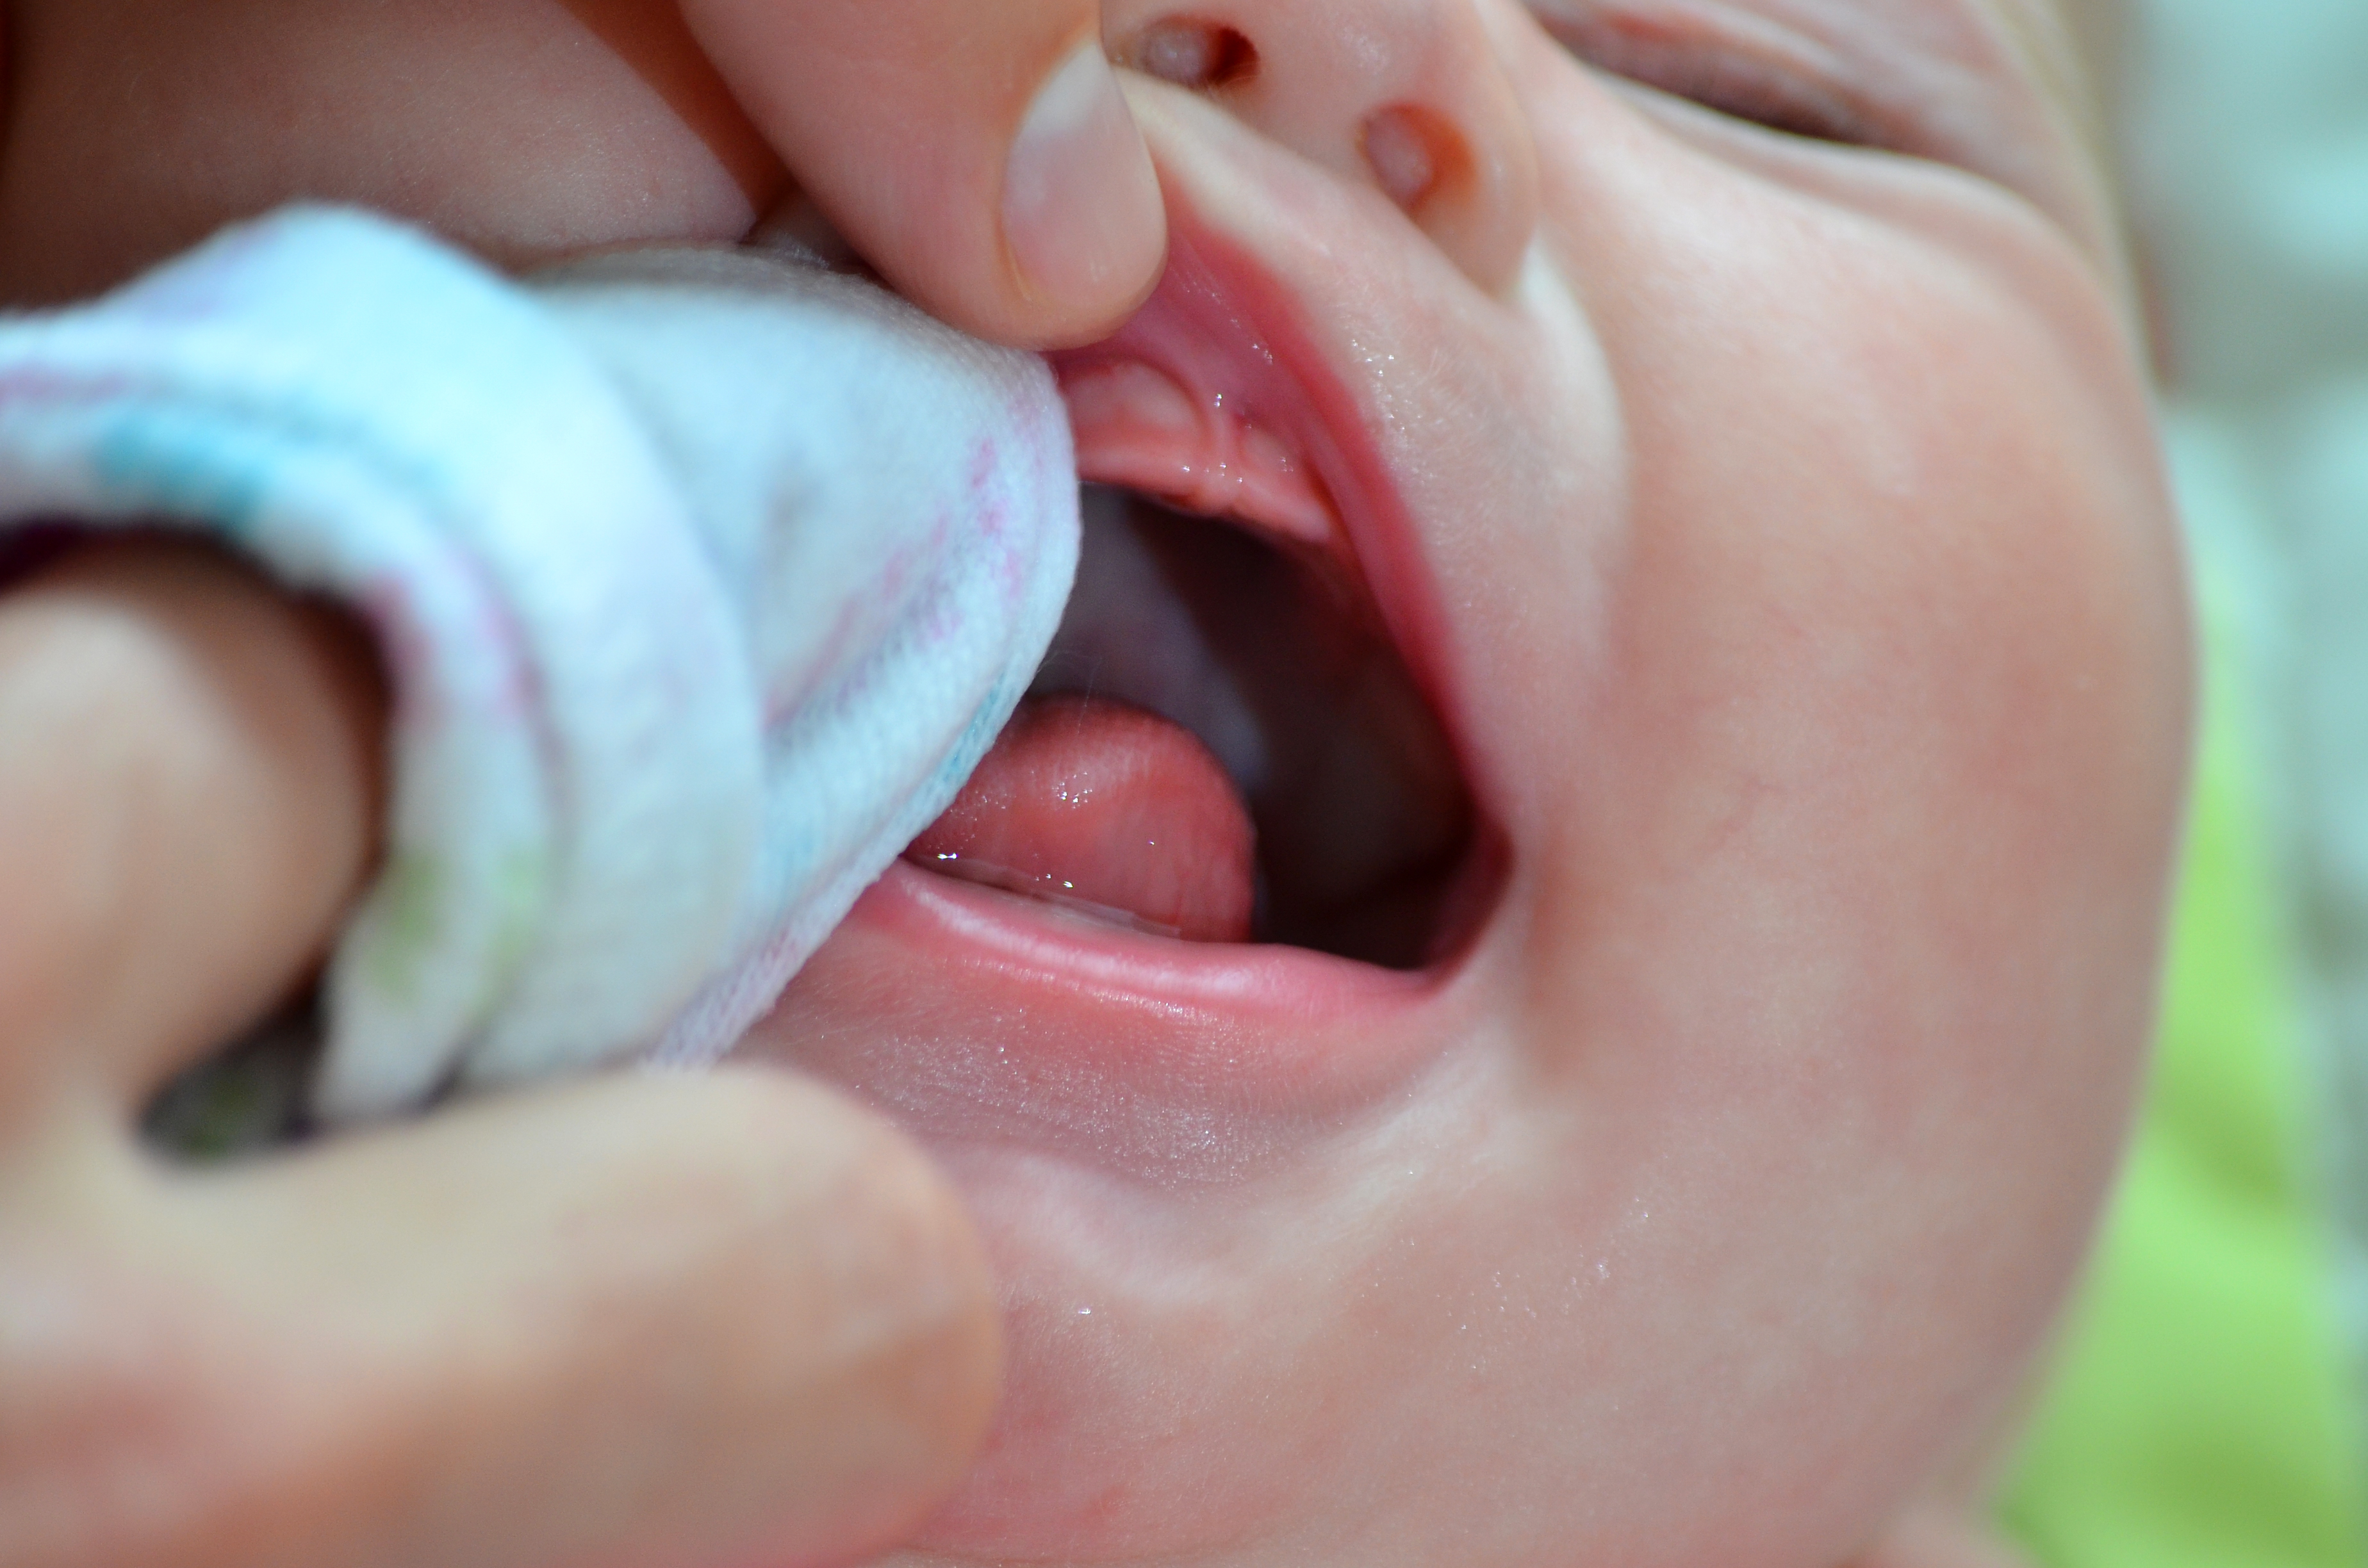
[{"xmin": 0, "ymin": 3, "xmax": 2185, "ymax": 1567}]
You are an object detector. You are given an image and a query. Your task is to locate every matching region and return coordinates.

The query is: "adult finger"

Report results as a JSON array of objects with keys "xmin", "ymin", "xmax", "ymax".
[
  {"xmin": 0, "ymin": 537, "xmax": 383, "ymax": 1120},
  {"xmin": 0, "ymin": 539, "xmax": 1001, "ymax": 1568},
  {"xmin": 4, "ymin": 1070, "xmax": 998, "ymax": 1568},
  {"xmin": 678, "ymin": 0, "xmax": 1166, "ymax": 348}
]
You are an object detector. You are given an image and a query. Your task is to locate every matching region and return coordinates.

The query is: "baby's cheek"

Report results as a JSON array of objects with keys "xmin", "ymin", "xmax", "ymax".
[
  {"xmin": 1559, "ymin": 262, "xmax": 2176, "ymax": 1165},
  {"xmin": 1480, "ymin": 168, "xmax": 2186, "ymax": 1115},
  {"xmin": 1385, "ymin": 181, "xmax": 2187, "ymax": 1557},
  {"xmin": 0, "ymin": 0, "xmax": 784, "ymax": 306}
]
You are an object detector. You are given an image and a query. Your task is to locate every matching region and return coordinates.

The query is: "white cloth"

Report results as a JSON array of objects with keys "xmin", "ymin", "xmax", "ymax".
[{"xmin": 0, "ymin": 206, "xmax": 1078, "ymax": 1120}]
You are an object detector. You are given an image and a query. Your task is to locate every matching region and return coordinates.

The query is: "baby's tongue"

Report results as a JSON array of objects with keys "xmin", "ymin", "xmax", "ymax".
[{"xmin": 903, "ymin": 695, "xmax": 1256, "ymax": 943}]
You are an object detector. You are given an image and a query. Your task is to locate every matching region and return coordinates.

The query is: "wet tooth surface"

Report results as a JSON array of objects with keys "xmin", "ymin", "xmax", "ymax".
[{"xmin": 905, "ymin": 695, "xmax": 1258, "ymax": 943}]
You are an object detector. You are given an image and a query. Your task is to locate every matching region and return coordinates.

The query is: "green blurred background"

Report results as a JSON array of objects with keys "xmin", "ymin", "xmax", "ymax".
[{"xmin": 1998, "ymin": 4, "xmax": 2368, "ymax": 1562}]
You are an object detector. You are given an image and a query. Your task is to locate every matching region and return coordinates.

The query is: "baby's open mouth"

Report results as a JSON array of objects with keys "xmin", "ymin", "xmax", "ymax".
[
  {"xmin": 905, "ymin": 484, "xmax": 1476, "ymax": 968},
  {"xmin": 769, "ymin": 224, "xmax": 1504, "ymax": 1178}
]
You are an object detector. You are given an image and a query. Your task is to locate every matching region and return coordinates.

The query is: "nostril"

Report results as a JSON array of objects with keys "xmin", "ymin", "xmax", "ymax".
[
  {"xmin": 1360, "ymin": 104, "xmax": 1467, "ymax": 216},
  {"xmin": 1126, "ymin": 18, "xmax": 1260, "ymax": 90}
]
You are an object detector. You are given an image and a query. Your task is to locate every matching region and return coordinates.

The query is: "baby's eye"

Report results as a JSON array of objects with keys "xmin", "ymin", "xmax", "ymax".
[{"xmin": 1525, "ymin": 3, "xmax": 1889, "ymax": 150}]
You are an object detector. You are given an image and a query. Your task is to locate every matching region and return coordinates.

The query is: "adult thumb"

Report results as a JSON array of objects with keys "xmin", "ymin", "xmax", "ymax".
[
  {"xmin": 680, "ymin": 0, "xmax": 1167, "ymax": 348},
  {"xmin": 8, "ymin": 1070, "xmax": 999, "ymax": 1568}
]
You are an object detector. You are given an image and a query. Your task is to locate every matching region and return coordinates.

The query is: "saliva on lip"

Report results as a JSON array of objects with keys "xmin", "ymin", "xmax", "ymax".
[{"xmin": 909, "ymin": 851, "xmax": 1191, "ymax": 942}]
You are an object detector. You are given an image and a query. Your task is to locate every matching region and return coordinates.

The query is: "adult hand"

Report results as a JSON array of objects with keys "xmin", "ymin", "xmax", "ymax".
[
  {"xmin": 0, "ymin": 541, "xmax": 999, "ymax": 1568},
  {"xmin": 677, "ymin": 0, "xmax": 1168, "ymax": 348}
]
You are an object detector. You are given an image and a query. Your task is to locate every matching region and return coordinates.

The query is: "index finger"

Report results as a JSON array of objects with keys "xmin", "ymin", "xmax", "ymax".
[
  {"xmin": 0, "ymin": 538, "xmax": 384, "ymax": 1118},
  {"xmin": 678, "ymin": 0, "xmax": 1167, "ymax": 348}
]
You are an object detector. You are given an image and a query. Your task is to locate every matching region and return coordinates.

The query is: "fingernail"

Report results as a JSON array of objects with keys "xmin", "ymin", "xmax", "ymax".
[{"xmin": 1003, "ymin": 39, "xmax": 1166, "ymax": 311}]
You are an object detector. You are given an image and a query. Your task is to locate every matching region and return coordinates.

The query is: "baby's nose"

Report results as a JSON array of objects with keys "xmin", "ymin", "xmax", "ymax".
[{"xmin": 1106, "ymin": 0, "xmax": 1541, "ymax": 292}]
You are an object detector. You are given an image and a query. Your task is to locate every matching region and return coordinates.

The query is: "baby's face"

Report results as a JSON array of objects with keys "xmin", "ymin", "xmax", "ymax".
[{"xmin": 0, "ymin": 0, "xmax": 2189, "ymax": 1562}]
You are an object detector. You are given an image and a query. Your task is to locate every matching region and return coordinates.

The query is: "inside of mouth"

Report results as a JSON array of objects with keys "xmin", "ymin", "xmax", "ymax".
[{"xmin": 904, "ymin": 484, "xmax": 1480, "ymax": 969}]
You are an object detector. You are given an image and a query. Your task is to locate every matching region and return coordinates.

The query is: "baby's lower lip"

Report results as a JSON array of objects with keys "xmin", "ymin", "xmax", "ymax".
[{"xmin": 748, "ymin": 858, "xmax": 1472, "ymax": 1179}]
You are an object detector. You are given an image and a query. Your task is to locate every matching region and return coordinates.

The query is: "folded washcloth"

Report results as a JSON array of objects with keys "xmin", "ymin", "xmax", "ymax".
[{"xmin": 0, "ymin": 206, "xmax": 1078, "ymax": 1122}]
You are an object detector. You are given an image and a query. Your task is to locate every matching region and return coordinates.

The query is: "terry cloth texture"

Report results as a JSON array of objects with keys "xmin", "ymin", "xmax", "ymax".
[{"xmin": 0, "ymin": 206, "xmax": 1079, "ymax": 1122}]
